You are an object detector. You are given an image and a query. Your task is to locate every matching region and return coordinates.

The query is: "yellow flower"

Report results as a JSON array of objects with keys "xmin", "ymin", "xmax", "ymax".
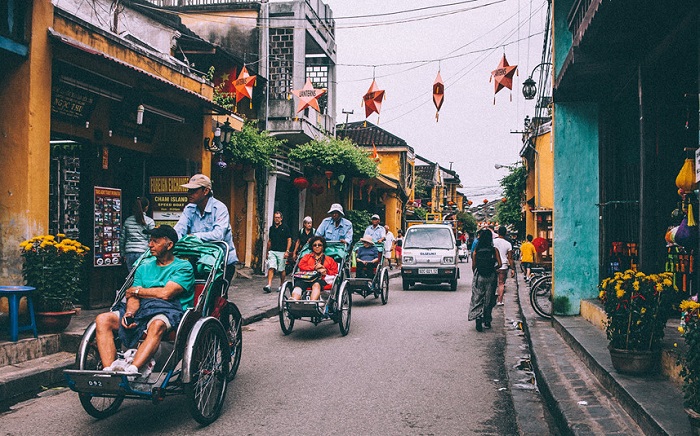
[
  {"xmin": 635, "ymin": 272, "xmax": 645, "ymax": 278},
  {"xmin": 76, "ymin": 249, "xmax": 84, "ymax": 254},
  {"xmin": 45, "ymin": 235, "xmax": 55, "ymax": 241},
  {"xmin": 616, "ymin": 289, "xmax": 625, "ymax": 299},
  {"xmin": 655, "ymin": 283, "xmax": 663, "ymax": 292},
  {"xmin": 633, "ymin": 281, "xmax": 640, "ymax": 291},
  {"xmin": 640, "ymin": 307, "xmax": 646, "ymax": 314},
  {"xmin": 680, "ymin": 300, "xmax": 700, "ymax": 312},
  {"xmin": 674, "ymin": 343, "xmax": 678, "ymax": 347},
  {"xmin": 56, "ymin": 233, "xmax": 65, "ymax": 238},
  {"xmin": 622, "ymin": 274, "xmax": 632, "ymax": 281},
  {"xmin": 24, "ymin": 244, "xmax": 33, "ymax": 251},
  {"xmin": 662, "ymin": 279, "xmax": 672, "ymax": 287},
  {"xmin": 679, "ymin": 326, "xmax": 686, "ymax": 334},
  {"xmin": 599, "ymin": 291, "xmax": 605, "ymax": 299}
]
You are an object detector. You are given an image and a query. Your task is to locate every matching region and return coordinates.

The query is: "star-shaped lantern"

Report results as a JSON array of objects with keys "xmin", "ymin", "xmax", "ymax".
[
  {"xmin": 362, "ymin": 79, "xmax": 385, "ymax": 119},
  {"xmin": 234, "ymin": 66, "xmax": 256, "ymax": 108},
  {"xmin": 490, "ymin": 54, "xmax": 518, "ymax": 102},
  {"xmin": 432, "ymin": 71, "xmax": 445, "ymax": 122},
  {"xmin": 291, "ymin": 78, "xmax": 326, "ymax": 113}
]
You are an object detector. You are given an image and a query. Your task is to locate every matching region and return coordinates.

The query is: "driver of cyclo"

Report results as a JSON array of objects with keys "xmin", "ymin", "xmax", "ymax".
[
  {"xmin": 293, "ymin": 236, "xmax": 338, "ymax": 301},
  {"xmin": 356, "ymin": 235, "xmax": 379, "ymax": 279},
  {"xmin": 95, "ymin": 225, "xmax": 195, "ymax": 377}
]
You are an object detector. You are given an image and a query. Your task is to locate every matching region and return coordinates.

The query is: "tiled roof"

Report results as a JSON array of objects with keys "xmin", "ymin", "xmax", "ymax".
[{"xmin": 336, "ymin": 121, "xmax": 408, "ymax": 147}]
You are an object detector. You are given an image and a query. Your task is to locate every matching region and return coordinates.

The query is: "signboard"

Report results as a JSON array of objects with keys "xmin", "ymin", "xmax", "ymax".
[
  {"xmin": 51, "ymin": 83, "xmax": 97, "ymax": 122},
  {"xmin": 94, "ymin": 187, "xmax": 122, "ymax": 267},
  {"xmin": 149, "ymin": 176, "xmax": 189, "ymax": 227}
]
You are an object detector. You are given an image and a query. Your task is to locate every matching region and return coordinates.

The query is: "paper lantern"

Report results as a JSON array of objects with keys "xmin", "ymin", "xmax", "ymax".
[
  {"xmin": 362, "ymin": 79, "xmax": 385, "ymax": 119},
  {"xmin": 502, "ymin": 197, "xmax": 507, "ymax": 203},
  {"xmin": 532, "ymin": 237, "xmax": 549, "ymax": 253},
  {"xmin": 324, "ymin": 170, "xmax": 333, "ymax": 188},
  {"xmin": 293, "ymin": 177, "xmax": 309, "ymax": 190},
  {"xmin": 433, "ymin": 71, "xmax": 445, "ymax": 122},
  {"xmin": 234, "ymin": 66, "xmax": 256, "ymax": 109},
  {"xmin": 483, "ymin": 199, "xmax": 488, "ymax": 204},
  {"xmin": 291, "ymin": 78, "xmax": 326, "ymax": 113},
  {"xmin": 309, "ymin": 183, "xmax": 324, "ymax": 195},
  {"xmin": 490, "ymin": 54, "xmax": 518, "ymax": 103},
  {"xmin": 467, "ymin": 200, "xmax": 473, "ymax": 206}
]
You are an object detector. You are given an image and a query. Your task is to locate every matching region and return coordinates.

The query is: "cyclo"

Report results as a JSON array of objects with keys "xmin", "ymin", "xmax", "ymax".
[
  {"xmin": 278, "ymin": 240, "xmax": 352, "ymax": 336},
  {"xmin": 63, "ymin": 237, "xmax": 242, "ymax": 425},
  {"xmin": 343, "ymin": 240, "xmax": 389, "ymax": 305}
]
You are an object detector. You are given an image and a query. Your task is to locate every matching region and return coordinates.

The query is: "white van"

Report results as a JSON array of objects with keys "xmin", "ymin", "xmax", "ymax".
[{"xmin": 401, "ymin": 224, "xmax": 459, "ymax": 291}]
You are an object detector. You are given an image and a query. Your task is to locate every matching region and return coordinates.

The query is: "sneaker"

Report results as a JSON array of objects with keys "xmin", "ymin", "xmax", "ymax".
[
  {"xmin": 263, "ymin": 285, "xmax": 271, "ymax": 293},
  {"xmin": 475, "ymin": 318, "xmax": 483, "ymax": 332},
  {"xmin": 104, "ymin": 358, "xmax": 128, "ymax": 372},
  {"xmin": 497, "ymin": 302, "xmax": 504, "ymax": 306},
  {"xmin": 140, "ymin": 358, "xmax": 156, "ymax": 379},
  {"xmin": 123, "ymin": 348, "xmax": 137, "ymax": 364},
  {"xmin": 277, "ymin": 287, "xmax": 281, "ymax": 293}
]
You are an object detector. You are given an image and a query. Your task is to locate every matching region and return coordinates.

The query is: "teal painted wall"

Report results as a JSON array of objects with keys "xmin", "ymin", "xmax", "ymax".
[
  {"xmin": 553, "ymin": 0, "xmax": 574, "ymax": 76},
  {"xmin": 553, "ymin": 102, "xmax": 599, "ymax": 315}
]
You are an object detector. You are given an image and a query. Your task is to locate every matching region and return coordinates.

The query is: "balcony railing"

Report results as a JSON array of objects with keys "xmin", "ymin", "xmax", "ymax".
[
  {"xmin": 143, "ymin": 0, "xmax": 256, "ymax": 6},
  {"xmin": 567, "ymin": 0, "xmax": 601, "ymax": 40}
]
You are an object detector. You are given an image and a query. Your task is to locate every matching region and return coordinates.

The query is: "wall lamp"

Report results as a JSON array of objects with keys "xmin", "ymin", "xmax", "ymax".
[
  {"xmin": 522, "ymin": 62, "xmax": 552, "ymax": 100},
  {"xmin": 495, "ymin": 163, "xmax": 516, "ymax": 170},
  {"xmin": 204, "ymin": 118, "xmax": 234, "ymax": 153}
]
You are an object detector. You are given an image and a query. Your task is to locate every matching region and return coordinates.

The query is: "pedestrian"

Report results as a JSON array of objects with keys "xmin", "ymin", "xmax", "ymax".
[
  {"xmin": 520, "ymin": 234, "xmax": 537, "ymax": 281},
  {"xmin": 394, "ymin": 229, "xmax": 404, "ymax": 267},
  {"xmin": 383, "ymin": 225, "xmax": 395, "ymax": 269},
  {"xmin": 120, "ymin": 197, "xmax": 155, "ymax": 272},
  {"xmin": 469, "ymin": 229, "xmax": 502, "ymax": 331},
  {"xmin": 292, "ymin": 216, "xmax": 315, "ymax": 260},
  {"xmin": 315, "ymin": 203, "xmax": 353, "ymax": 246},
  {"xmin": 174, "ymin": 174, "xmax": 238, "ymax": 284},
  {"xmin": 493, "ymin": 226, "xmax": 515, "ymax": 305},
  {"xmin": 263, "ymin": 211, "xmax": 292, "ymax": 293},
  {"xmin": 364, "ymin": 214, "xmax": 386, "ymax": 243}
]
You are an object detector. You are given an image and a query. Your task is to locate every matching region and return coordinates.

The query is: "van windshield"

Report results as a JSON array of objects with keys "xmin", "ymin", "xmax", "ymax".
[{"xmin": 404, "ymin": 228, "xmax": 454, "ymax": 249}]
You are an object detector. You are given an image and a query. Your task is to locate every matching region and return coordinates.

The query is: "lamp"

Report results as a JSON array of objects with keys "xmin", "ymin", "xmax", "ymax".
[
  {"xmin": 495, "ymin": 163, "xmax": 514, "ymax": 170},
  {"xmin": 136, "ymin": 104, "xmax": 144, "ymax": 125},
  {"xmin": 521, "ymin": 62, "xmax": 552, "ymax": 100},
  {"xmin": 204, "ymin": 119, "xmax": 235, "ymax": 153}
]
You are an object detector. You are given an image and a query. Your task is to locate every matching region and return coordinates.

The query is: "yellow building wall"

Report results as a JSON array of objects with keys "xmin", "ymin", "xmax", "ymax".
[
  {"xmin": 535, "ymin": 130, "xmax": 554, "ymax": 209},
  {"xmin": 0, "ymin": 1, "xmax": 54, "ymax": 284}
]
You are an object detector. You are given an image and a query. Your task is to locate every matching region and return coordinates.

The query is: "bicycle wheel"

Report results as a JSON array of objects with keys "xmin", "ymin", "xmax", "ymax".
[
  {"xmin": 530, "ymin": 276, "xmax": 552, "ymax": 319},
  {"xmin": 221, "ymin": 303, "xmax": 242, "ymax": 382}
]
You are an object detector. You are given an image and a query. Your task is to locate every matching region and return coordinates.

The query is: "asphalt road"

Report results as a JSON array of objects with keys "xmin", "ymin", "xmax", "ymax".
[{"xmin": 1, "ymin": 262, "xmax": 517, "ymax": 435}]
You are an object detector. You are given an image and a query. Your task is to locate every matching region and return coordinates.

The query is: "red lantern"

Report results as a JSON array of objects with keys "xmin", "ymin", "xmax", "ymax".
[
  {"xmin": 325, "ymin": 170, "xmax": 333, "ymax": 188},
  {"xmin": 427, "ymin": 201, "xmax": 433, "ymax": 207},
  {"xmin": 501, "ymin": 197, "xmax": 507, "ymax": 203},
  {"xmin": 532, "ymin": 237, "xmax": 549, "ymax": 253},
  {"xmin": 483, "ymin": 199, "xmax": 488, "ymax": 204},
  {"xmin": 293, "ymin": 177, "xmax": 309, "ymax": 191},
  {"xmin": 467, "ymin": 200, "xmax": 473, "ymax": 206},
  {"xmin": 310, "ymin": 183, "xmax": 324, "ymax": 195},
  {"xmin": 448, "ymin": 201, "xmax": 455, "ymax": 206}
]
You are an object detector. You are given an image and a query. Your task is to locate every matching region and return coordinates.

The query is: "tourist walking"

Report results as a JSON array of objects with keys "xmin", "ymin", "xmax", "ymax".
[
  {"xmin": 469, "ymin": 229, "xmax": 502, "ymax": 331},
  {"xmin": 120, "ymin": 197, "xmax": 155, "ymax": 272},
  {"xmin": 520, "ymin": 234, "xmax": 537, "ymax": 281},
  {"xmin": 493, "ymin": 226, "xmax": 515, "ymax": 305},
  {"xmin": 394, "ymin": 229, "xmax": 404, "ymax": 267},
  {"xmin": 264, "ymin": 211, "xmax": 292, "ymax": 293},
  {"xmin": 383, "ymin": 225, "xmax": 395, "ymax": 269}
]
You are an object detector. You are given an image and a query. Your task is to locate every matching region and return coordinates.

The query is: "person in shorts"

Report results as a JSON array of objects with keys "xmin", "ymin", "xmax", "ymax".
[
  {"xmin": 520, "ymin": 234, "xmax": 537, "ymax": 281},
  {"xmin": 264, "ymin": 211, "xmax": 292, "ymax": 293},
  {"xmin": 493, "ymin": 226, "xmax": 515, "ymax": 306}
]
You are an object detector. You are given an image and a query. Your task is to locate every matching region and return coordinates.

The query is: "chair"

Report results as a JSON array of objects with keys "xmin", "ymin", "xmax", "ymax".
[{"xmin": 0, "ymin": 286, "xmax": 38, "ymax": 341}]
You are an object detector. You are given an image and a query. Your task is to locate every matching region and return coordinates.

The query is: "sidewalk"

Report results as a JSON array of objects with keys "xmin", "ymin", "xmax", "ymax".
[{"xmin": 512, "ymin": 267, "xmax": 692, "ymax": 435}]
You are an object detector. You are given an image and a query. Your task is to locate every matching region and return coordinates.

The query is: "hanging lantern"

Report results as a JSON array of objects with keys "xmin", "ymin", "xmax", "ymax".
[
  {"xmin": 483, "ymin": 199, "xmax": 489, "ymax": 204},
  {"xmin": 309, "ymin": 183, "xmax": 324, "ymax": 195},
  {"xmin": 448, "ymin": 201, "xmax": 455, "ymax": 206},
  {"xmin": 532, "ymin": 237, "xmax": 549, "ymax": 253},
  {"xmin": 293, "ymin": 177, "xmax": 309, "ymax": 191},
  {"xmin": 490, "ymin": 54, "xmax": 518, "ymax": 104},
  {"xmin": 337, "ymin": 174, "xmax": 346, "ymax": 191},
  {"xmin": 502, "ymin": 197, "xmax": 507, "ymax": 203},
  {"xmin": 362, "ymin": 79, "xmax": 385, "ymax": 120},
  {"xmin": 467, "ymin": 200, "xmax": 473, "ymax": 206},
  {"xmin": 432, "ymin": 70, "xmax": 445, "ymax": 122},
  {"xmin": 291, "ymin": 78, "xmax": 326, "ymax": 113},
  {"xmin": 676, "ymin": 158, "xmax": 696, "ymax": 192},
  {"xmin": 234, "ymin": 66, "xmax": 256, "ymax": 110},
  {"xmin": 324, "ymin": 170, "xmax": 333, "ymax": 188}
]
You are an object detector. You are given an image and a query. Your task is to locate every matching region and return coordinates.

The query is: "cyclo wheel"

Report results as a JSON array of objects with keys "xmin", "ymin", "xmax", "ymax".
[
  {"xmin": 221, "ymin": 302, "xmax": 242, "ymax": 382},
  {"xmin": 338, "ymin": 281, "xmax": 352, "ymax": 336},
  {"xmin": 380, "ymin": 269, "xmax": 389, "ymax": 305},
  {"xmin": 76, "ymin": 322, "xmax": 124, "ymax": 419},
  {"xmin": 278, "ymin": 282, "xmax": 295, "ymax": 335},
  {"xmin": 530, "ymin": 275, "xmax": 553, "ymax": 319},
  {"xmin": 184, "ymin": 319, "xmax": 230, "ymax": 426}
]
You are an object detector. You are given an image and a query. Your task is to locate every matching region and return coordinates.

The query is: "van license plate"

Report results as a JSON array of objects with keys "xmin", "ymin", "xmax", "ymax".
[{"xmin": 418, "ymin": 268, "xmax": 438, "ymax": 274}]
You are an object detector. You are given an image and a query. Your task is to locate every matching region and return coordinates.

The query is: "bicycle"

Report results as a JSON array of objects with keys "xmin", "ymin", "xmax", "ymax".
[{"xmin": 527, "ymin": 267, "xmax": 552, "ymax": 319}]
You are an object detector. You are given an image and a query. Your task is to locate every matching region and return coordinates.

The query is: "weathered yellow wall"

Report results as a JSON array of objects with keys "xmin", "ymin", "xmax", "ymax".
[
  {"xmin": 378, "ymin": 151, "xmax": 401, "ymax": 180},
  {"xmin": 0, "ymin": 1, "xmax": 54, "ymax": 284},
  {"xmin": 536, "ymin": 130, "xmax": 554, "ymax": 209}
]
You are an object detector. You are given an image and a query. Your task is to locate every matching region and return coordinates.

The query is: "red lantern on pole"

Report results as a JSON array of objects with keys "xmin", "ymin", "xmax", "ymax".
[
  {"xmin": 293, "ymin": 177, "xmax": 309, "ymax": 191},
  {"xmin": 324, "ymin": 170, "xmax": 333, "ymax": 188}
]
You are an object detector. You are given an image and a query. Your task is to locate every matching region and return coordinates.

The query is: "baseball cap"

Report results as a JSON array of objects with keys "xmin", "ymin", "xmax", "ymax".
[
  {"xmin": 181, "ymin": 174, "xmax": 212, "ymax": 191},
  {"xmin": 327, "ymin": 203, "xmax": 344, "ymax": 215},
  {"xmin": 371, "ymin": 214, "xmax": 380, "ymax": 220},
  {"xmin": 147, "ymin": 225, "xmax": 179, "ymax": 244}
]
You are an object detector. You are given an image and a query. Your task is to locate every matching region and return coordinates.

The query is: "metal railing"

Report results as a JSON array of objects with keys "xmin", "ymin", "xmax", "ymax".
[
  {"xmin": 143, "ymin": 0, "xmax": 256, "ymax": 6},
  {"xmin": 567, "ymin": 0, "xmax": 601, "ymax": 39}
]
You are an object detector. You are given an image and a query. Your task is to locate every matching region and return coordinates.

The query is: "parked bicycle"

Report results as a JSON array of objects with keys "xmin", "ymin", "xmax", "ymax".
[{"xmin": 527, "ymin": 266, "xmax": 552, "ymax": 319}]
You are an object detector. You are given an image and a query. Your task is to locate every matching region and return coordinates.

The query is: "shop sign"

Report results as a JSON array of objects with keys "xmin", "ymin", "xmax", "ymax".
[
  {"xmin": 94, "ymin": 187, "xmax": 122, "ymax": 267},
  {"xmin": 149, "ymin": 176, "xmax": 189, "ymax": 226},
  {"xmin": 51, "ymin": 83, "xmax": 96, "ymax": 122}
]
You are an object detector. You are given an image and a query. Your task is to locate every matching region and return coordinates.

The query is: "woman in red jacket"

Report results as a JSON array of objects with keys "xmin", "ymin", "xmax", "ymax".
[{"xmin": 294, "ymin": 236, "xmax": 338, "ymax": 301}]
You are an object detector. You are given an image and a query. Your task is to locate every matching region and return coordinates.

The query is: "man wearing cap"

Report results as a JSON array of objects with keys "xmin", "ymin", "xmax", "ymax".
[
  {"xmin": 174, "ymin": 174, "xmax": 238, "ymax": 283},
  {"xmin": 356, "ymin": 235, "xmax": 379, "ymax": 279},
  {"xmin": 95, "ymin": 225, "xmax": 195, "ymax": 377},
  {"xmin": 364, "ymin": 214, "xmax": 386, "ymax": 243},
  {"xmin": 315, "ymin": 203, "xmax": 353, "ymax": 246}
]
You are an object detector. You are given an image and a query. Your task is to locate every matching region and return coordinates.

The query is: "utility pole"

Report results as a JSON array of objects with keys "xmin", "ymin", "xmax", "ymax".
[{"xmin": 341, "ymin": 109, "xmax": 353, "ymax": 129}]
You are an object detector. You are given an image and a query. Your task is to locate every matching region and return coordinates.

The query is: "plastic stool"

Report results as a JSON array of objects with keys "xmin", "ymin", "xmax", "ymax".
[{"xmin": 0, "ymin": 286, "xmax": 38, "ymax": 341}]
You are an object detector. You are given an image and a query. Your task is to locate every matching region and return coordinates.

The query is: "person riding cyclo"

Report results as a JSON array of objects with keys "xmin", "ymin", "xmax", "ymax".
[
  {"xmin": 355, "ymin": 235, "xmax": 380, "ymax": 279},
  {"xmin": 293, "ymin": 236, "xmax": 339, "ymax": 301}
]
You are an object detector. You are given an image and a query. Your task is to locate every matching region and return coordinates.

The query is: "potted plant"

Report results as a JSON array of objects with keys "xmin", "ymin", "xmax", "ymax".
[
  {"xmin": 679, "ymin": 298, "xmax": 700, "ymax": 433},
  {"xmin": 20, "ymin": 234, "xmax": 89, "ymax": 332},
  {"xmin": 598, "ymin": 270, "xmax": 683, "ymax": 375}
]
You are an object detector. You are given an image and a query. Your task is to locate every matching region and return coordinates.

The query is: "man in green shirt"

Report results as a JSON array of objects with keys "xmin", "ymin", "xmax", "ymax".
[{"xmin": 95, "ymin": 225, "xmax": 194, "ymax": 376}]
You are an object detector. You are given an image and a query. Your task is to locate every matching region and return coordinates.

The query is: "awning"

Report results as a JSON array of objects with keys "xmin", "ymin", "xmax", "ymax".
[{"xmin": 48, "ymin": 28, "xmax": 231, "ymax": 116}]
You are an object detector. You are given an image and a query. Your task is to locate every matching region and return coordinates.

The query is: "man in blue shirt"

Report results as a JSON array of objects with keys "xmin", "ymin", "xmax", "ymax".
[
  {"xmin": 174, "ymin": 174, "xmax": 238, "ymax": 283},
  {"xmin": 356, "ymin": 236, "xmax": 379, "ymax": 279},
  {"xmin": 363, "ymin": 214, "xmax": 386, "ymax": 243},
  {"xmin": 315, "ymin": 203, "xmax": 353, "ymax": 246}
]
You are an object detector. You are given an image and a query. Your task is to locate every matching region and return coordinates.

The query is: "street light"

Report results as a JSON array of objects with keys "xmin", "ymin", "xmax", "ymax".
[
  {"xmin": 204, "ymin": 118, "xmax": 235, "ymax": 153},
  {"xmin": 495, "ymin": 163, "xmax": 515, "ymax": 170},
  {"xmin": 521, "ymin": 62, "xmax": 552, "ymax": 100}
]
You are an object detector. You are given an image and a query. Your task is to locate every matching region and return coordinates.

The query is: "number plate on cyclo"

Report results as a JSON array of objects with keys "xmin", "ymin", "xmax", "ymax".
[
  {"xmin": 418, "ymin": 268, "xmax": 438, "ymax": 274},
  {"xmin": 64, "ymin": 370, "xmax": 126, "ymax": 393}
]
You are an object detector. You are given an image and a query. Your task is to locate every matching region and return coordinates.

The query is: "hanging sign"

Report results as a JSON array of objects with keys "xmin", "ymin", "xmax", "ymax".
[
  {"xmin": 94, "ymin": 187, "xmax": 122, "ymax": 267},
  {"xmin": 149, "ymin": 176, "xmax": 189, "ymax": 226}
]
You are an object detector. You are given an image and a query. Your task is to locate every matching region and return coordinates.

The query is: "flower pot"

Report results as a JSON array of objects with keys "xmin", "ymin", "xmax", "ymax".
[
  {"xmin": 687, "ymin": 408, "xmax": 700, "ymax": 436},
  {"xmin": 608, "ymin": 345, "xmax": 660, "ymax": 375},
  {"xmin": 36, "ymin": 310, "xmax": 76, "ymax": 333}
]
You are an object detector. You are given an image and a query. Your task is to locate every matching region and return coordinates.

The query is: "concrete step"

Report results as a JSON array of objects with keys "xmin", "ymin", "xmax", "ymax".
[
  {"xmin": 0, "ymin": 351, "xmax": 74, "ymax": 404},
  {"xmin": 0, "ymin": 334, "xmax": 63, "ymax": 368}
]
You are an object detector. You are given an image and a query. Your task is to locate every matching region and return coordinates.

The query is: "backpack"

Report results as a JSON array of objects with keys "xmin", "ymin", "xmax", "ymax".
[{"xmin": 475, "ymin": 246, "xmax": 496, "ymax": 276}]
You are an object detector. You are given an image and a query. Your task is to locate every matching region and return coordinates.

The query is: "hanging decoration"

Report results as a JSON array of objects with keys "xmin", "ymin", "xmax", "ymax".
[
  {"xmin": 324, "ymin": 170, "xmax": 333, "ymax": 188},
  {"xmin": 532, "ymin": 237, "xmax": 549, "ymax": 253},
  {"xmin": 490, "ymin": 53, "xmax": 518, "ymax": 104},
  {"xmin": 291, "ymin": 78, "xmax": 326, "ymax": 114},
  {"xmin": 371, "ymin": 143, "xmax": 380, "ymax": 162},
  {"xmin": 337, "ymin": 174, "xmax": 346, "ymax": 191},
  {"xmin": 234, "ymin": 66, "xmax": 256, "ymax": 110},
  {"xmin": 432, "ymin": 70, "xmax": 445, "ymax": 122},
  {"xmin": 483, "ymin": 199, "xmax": 489, "ymax": 204},
  {"xmin": 309, "ymin": 183, "xmax": 324, "ymax": 195},
  {"xmin": 293, "ymin": 177, "xmax": 309, "ymax": 191},
  {"xmin": 362, "ymin": 79, "xmax": 385, "ymax": 122},
  {"xmin": 676, "ymin": 158, "xmax": 696, "ymax": 192},
  {"xmin": 358, "ymin": 179, "xmax": 366, "ymax": 200}
]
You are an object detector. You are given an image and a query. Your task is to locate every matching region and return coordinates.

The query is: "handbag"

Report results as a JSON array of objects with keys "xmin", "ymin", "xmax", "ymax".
[{"xmin": 293, "ymin": 270, "xmax": 320, "ymax": 281}]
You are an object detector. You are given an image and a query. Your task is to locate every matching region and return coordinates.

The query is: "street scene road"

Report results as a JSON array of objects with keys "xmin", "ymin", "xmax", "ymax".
[{"xmin": 1, "ymin": 263, "xmax": 518, "ymax": 435}]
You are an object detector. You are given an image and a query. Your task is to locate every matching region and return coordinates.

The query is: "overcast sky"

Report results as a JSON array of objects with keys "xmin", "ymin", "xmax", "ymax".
[{"xmin": 323, "ymin": 0, "xmax": 548, "ymax": 200}]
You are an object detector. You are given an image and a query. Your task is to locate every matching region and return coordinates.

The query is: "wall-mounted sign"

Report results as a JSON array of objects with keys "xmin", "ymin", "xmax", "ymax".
[
  {"xmin": 94, "ymin": 187, "xmax": 122, "ymax": 267},
  {"xmin": 51, "ymin": 83, "xmax": 96, "ymax": 122},
  {"xmin": 149, "ymin": 176, "xmax": 189, "ymax": 227}
]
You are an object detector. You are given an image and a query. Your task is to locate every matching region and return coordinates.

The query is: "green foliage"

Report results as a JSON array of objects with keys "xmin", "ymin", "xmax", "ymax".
[
  {"xmin": 412, "ymin": 207, "xmax": 427, "ymax": 221},
  {"xmin": 456, "ymin": 211, "xmax": 477, "ymax": 234},
  {"xmin": 205, "ymin": 66, "xmax": 235, "ymax": 110},
  {"xmin": 680, "ymin": 300, "xmax": 700, "ymax": 411},
  {"xmin": 495, "ymin": 165, "xmax": 527, "ymax": 229},
  {"xmin": 20, "ymin": 234, "xmax": 89, "ymax": 312},
  {"xmin": 414, "ymin": 177, "xmax": 430, "ymax": 200},
  {"xmin": 288, "ymin": 137, "xmax": 379, "ymax": 179},
  {"xmin": 345, "ymin": 209, "xmax": 372, "ymax": 244},
  {"xmin": 222, "ymin": 121, "xmax": 282, "ymax": 168}
]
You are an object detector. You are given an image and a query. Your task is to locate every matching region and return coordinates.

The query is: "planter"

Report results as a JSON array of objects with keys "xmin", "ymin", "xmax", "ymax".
[
  {"xmin": 687, "ymin": 408, "xmax": 700, "ymax": 436},
  {"xmin": 36, "ymin": 310, "xmax": 76, "ymax": 333},
  {"xmin": 608, "ymin": 345, "xmax": 661, "ymax": 375}
]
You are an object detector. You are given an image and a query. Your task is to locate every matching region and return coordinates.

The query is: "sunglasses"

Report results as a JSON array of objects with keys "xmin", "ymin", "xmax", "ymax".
[
  {"xmin": 187, "ymin": 187, "xmax": 203, "ymax": 194},
  {"xmin": 312, "ymin": 243, "xmax": 324, "ymax": 247}
]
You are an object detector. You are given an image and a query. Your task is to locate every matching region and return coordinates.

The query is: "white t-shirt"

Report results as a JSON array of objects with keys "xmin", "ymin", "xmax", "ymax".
[
  {"xmin": 493, "ymin": 237, "xmax": 512, "ymax": 270},
  {"xmin": 384, "ymin": 231, "xmax": 395, "ymax": 252}
]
